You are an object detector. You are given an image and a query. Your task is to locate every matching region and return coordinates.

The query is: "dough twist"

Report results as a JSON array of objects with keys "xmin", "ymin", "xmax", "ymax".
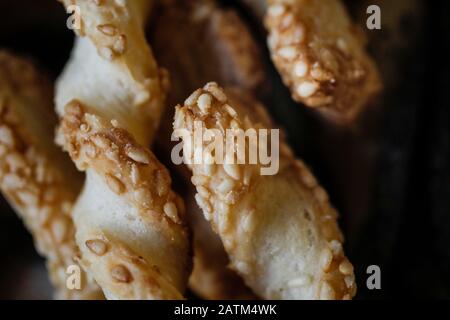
[
  {"xmin": 174, "ymin": 82, "xmax": 356, "ymax": 299},
  {"xmin": 0, "ymin": 51, "xmax": 103, "ymax": 299},
  {"xmin": 265, "ymin": 0, "xmax": 381, "ymax": 124},
  {"xmin": 55, "ymin": 0, "xmax": 190, "ymax": 299},
  {"xmin": 152, "ymin": 0, "xmax": 263, "ymax": 299}
]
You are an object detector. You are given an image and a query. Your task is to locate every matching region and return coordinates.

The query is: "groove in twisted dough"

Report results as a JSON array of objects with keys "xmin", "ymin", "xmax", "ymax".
[
  {"xmin": 56, "ymin": 0, "xmax": 168, "ymax": 145},
  {"xmin": 58, "ymin": 100, "xmax": 190, "ymax": 299},
  {"xmin": 265, "ymin": 0, "xmax": 381, "ymax": 124},
  {"xmin": 0, "ymin": 51, "xmax": 103, "ymax": 299},
  {"xmin": 174, "ymin": 82, "xmax": 356, "ymax": 299}
]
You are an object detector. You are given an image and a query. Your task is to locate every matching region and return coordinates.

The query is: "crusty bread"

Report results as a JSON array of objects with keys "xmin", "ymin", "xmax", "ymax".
[
  {"xmin": 0, "ymin": 51, "xmax": 103, "ymax": 299},
  {"xmin": 174, "ymin": 82, "xmax": 356, "ymax": 299}
]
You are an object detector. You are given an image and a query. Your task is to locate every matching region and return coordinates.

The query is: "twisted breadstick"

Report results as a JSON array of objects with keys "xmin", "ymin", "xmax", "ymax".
[
  {"xmin": 265, "ymin": 0, "xmax": 381, "ymax": 124},
  {"xmin": 174, "ymin": 83, "xmax": 356, "ymax": 299},
  {"xmin": 55, "ymin": 0, "xmax": 190, "ymax": 299},
  {"xmin": 56, "ymin": 0, "xmax": 167, "ymax": 145},
  {"xmin": 0, "ymin": 51, "xmax": 103, "ymax": 299},
  {"xmin": 152, "ymin": 0, "xmax": 263, "ymax": 299}
]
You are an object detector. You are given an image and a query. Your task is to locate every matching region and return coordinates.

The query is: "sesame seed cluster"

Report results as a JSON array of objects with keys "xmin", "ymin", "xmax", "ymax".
[
  {"xmin": 265, "ymin": 0, "xmax": 381, "ymax": 124},
  {"xmin": 175, "ymin": 82, "xmax": 356, "ymax": 299},
  {"xmin": 0, "ymin": 51, "xmax": 103, "ymax": 299}
]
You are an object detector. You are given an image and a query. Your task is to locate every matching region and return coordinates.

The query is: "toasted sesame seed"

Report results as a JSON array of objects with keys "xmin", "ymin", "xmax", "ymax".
[
  {"xmin": 297, "ymin": 81, "xmax": 319, "ymax": 98},
  {"xmin": 127, "ymin": 147, "xmax": 150, "ymax": 164},
  {"xmin": 130, "ymin": 164, "xmax": 140, "ymax": 185},
  {"xmin": 191, "ymin": 175, "xmax": 208, "ymax": 186},
  {"xmin": 329, "ymin": 240, "xmax": 343, "ymax": 257},
  {"xmin": 163, "ymin": 202, "xmax": 179, "ymax": 223},
  {"xmin": 184, "ymin": 89, "xmax": 202, "ymax": 106},
  {"xmin": 134, "ymin": 188, "xmax": 153, "ymax": 208},
  {"xmin": 195, "ymin": 193, "xmax": 212, "ymax": 213},
  {"xmin": 339, "ymin": 259, "xmax": 354, "ymax": 276},
  {"xmin": 344, "ymin": 275, "xmax": 355, "ymax": 289},
  {"xmin": 294, "ymin": 61, "xmax": 309, "ymax": 77},
  {"xmin": 224, "ymin": 163, "xmax": 240, "ymax": 180},
  {"xmin": 278, "ymin": 46, "xmax": 297, "ymax": 60},
  {"xmin": 97, "ymin": 24, "xmax": 118, "ymax": 36},
  {"xmin": 0, "ymin": 126, "xmax": 14, "ymax": 147},
  {"xmin": 51, "ymin": 217, "xmax": 67, "ymax": 243},
  {"xmin": 85, "ymin": 239, "xmax": 108, "ymax": 256},
  {"xmin": 204, "ymin": 83, "xmax": 227, "ymax": 102},
  {"xmin": 217, "ymin": 178, "xmax": 234, "ymax": 194},
  {"xmin": 197, "ymin": 93, "xmax": 212, "ymax": 114},
  {"xmin": 105, "ymin": 174, "xmax": 125, "ymax": 194},
  {"xmin": 111, "ymin": 265, "xmax": 132, "ymax": 283},
  {"xmin": 268, "ymin": 4, "xmax": 286, "ymax": 17},
  {"xmin": 224, "ymin": 104, "xmax": 238, "ymax": 118},
  {"xmin": 197, "ymin": 186, "xmax": 210, "ymax": 199},
  {"xmin": 320, "ymin": 248, "xmax": 333, "ymax": 271}
]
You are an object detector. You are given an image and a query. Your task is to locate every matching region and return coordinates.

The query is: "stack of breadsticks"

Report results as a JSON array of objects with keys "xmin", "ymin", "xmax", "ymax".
[{"xmin": 0, "ymin": 0, "xmax": 381, "ymax": 299}]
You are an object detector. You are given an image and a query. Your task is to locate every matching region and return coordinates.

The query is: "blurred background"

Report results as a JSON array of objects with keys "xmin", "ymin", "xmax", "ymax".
[{"xmin": 0, "ymin": 0, "xmax": 448, "ymax": 299}]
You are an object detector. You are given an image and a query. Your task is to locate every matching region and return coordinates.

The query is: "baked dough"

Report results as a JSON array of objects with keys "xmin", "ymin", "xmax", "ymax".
[
  {"xmin": 265, "ymin": 0, "xmax": 381, "ymax": 124},
  {"xmin": 174, "ymin": 82, "xmax": 356, "ymax": 299},
  {"xmin": 0, "ymin": 51, "xmax": 103, "ymax": 299},
  {"xmin": 152, "ymin": 0, "xmax": 262, "ymax": 299},
  {"xmin": 55, "ymin": 0, "xmax": 190, "ymax": 299}
]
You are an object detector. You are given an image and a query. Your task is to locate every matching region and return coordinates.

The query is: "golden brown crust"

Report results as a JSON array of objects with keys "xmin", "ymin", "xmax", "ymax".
[
  {"xmin": 174, "ymin": 83, "xmax": 356, "ymax": 299},
  {"xmin": 57, "ymin": 100, "xmax": 190, "ymax": 299},
  {"xmin": 265, "ymin": 0, "xmax": 382, "ymax": 124},
  {"xmin": 0, "ymin": 51, "xmax": 103, "ymax": 299}
]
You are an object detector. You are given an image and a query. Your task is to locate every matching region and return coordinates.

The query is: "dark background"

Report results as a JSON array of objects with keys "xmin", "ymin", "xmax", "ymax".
[{"xmin": 0, "ymin": 0, "xmax": 448, "ymax": 299}]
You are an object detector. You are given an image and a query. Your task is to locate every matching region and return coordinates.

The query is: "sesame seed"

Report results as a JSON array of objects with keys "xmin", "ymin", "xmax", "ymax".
[
  {"xmin": 111, "ymin": 265, "xmax": 132, "ymax": 283},
  {"xmin": 339, "ymin": 259, "xmax": 354, "ymax": 276},
  {"xmin": 191, "ymin": 175, "xmax": 209, "ymax": 186},
  {"xmin": 51, "ymin": 218, "xmax": 67, "ymax": 243},
  {"xmin": 197, "ymin": 93, "xmax": 212, "ymax": 114},
  {"xmin": 105, "ymin": 174, "xmax": 125, "ymax": 194},
  {"xmin": 224, "ymin": 163, "xmax": 241, "ymax": 180},
  {"xmin": 0, "ymin": 125, "xmax": 14, "ymax": 147},
  {"xmin": 204, "ymin": 83, "xmax": 227, "ymax": 102},
  {"xmin": 268, "ymin": 4, "xmax": 286, "ymax": 17},
  {"xmin": 97, "ymin": 24, "xmax": 118, "ymax": 36},
  {"xmin": 197, "ymin": 186, "xmax": 210, "ymax": 199},
  {"xmin": 294, "ymin": 61, "xmax": 309, "ymax": 77},
  {"xmin": 184, "ymin": 89, "xmax": 202, "ymax": 106},
  {"xmin": 297, "ymin": 81, "xmax": 319, "ymax": 98},
  {"xmin": 278, "ymin": 46, "xmax": 297, "ymax": 60},
  {"xmin": 217, "ymin": 178, "xmax": 234, "ymax": 194},
  {"xmin": 320, "ymin": 248, "xmax": 333, "ymax": 271},
  {"xmin": 163, "ymin": 202, "xmax": 179, "ymax": 223},
  {"xmin": 195, "ymin": 193, "xmax": 212, "ymax": 213},
  {"xmin": 127, "ymin": 147, "xmax": 150, "ymax": 164},
  {"xmin": 224, "ymin": 104, "xmax": 238, "ymax": 118},
  {"xmin": 85, "ymin": 239, "xmax": 108, "ymax": 256}
]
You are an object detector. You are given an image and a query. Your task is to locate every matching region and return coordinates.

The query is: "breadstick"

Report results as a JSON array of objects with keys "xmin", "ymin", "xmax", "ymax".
[
  {"xmin": 56, "ymin": 0, "xmax": 168, "ymax": 144},
  {"xmin": 174, "ymin": 82, "xmax": 356, "ymax": 299},
  {"xmin": 0, "ymin": 51, "xmax": 103, "ymax": 299},
  {"xmin": 152, "ymin": 0, "xmax": 263, "ymax": 299},
  {"xmin": 265, "ymin": 0, "xmax": 381, "ymax": 124},
  {"xmin": 55, "ymin": 0, "xmax": 190, "ymax": 299}
]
